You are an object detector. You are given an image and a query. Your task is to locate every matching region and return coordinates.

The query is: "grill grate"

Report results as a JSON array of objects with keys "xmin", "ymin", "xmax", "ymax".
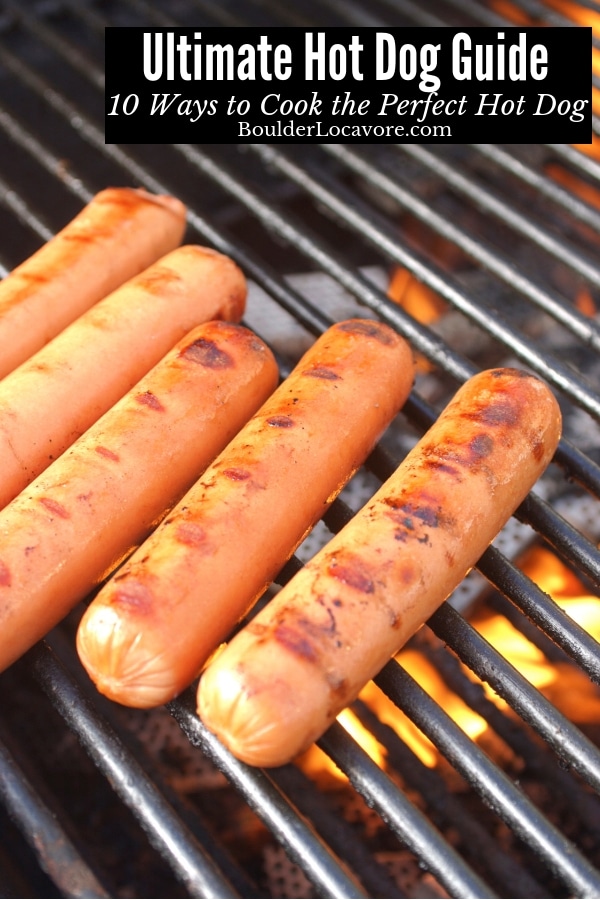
[{"xmin": 1, "ymin": 1, "xmax": 600, "ymax": 898}]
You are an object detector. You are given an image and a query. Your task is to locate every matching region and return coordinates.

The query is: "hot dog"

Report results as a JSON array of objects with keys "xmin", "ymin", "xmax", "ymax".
[
  {"xmin": 76, "ymin": 319, "xmax": 415, "ymax": 709},
  {"xmin": 197, "ymin": 368, "xmax": 562, "ymax": 767},
  {"xmin": 0, "ymin": 321, "xmax": 277, "ymax": 674},
  {"xmin": 0, "ymin": 244, "xmax": 246, "ymax": 509},
  {"xmin": 0, "ymin": 188, "xmax": 187, "ymax": 379}
]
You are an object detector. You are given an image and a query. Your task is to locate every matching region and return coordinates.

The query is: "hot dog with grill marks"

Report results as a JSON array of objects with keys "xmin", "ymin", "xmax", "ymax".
[
  {"xmin": 0, "ymin": 321, "xmax": 277, "ymax": 674},
  {"xmin": 197, "ymin": 368, "xmax": 562, "ymax": 767},
  {"xmin": 0, "ymin": 188, "xmax": 187, "ymax": 379},
  {"xmin": 76, "ymin": 319, "xmax": 415, "ymax": 708},
  {"xmin": 0, "ymin": 244, "xmax": 246, "ymax": 510}
]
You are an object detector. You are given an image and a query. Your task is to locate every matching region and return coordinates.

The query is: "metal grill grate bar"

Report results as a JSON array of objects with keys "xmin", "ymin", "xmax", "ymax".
[
  {"xmin": 178, "ymin": 142, "xmax": 600, "ymax": 454},
  {"xmin": 317, "ymin": 723, "xmax": 498, "ymax": 899},
  {"xmin": 351, "ymin": 698, "xmax": 549, "ymax": 899},
  {"xmin": 0, "ymin": 102, "xmax": 92, "ymax": 206},
  {"xmin": 470, "ymin": 143, "xmax": 600, "ymax": 234},
  {"xmin": 169, "ymin": 695, "xmax": 371, "ymax": 900},
  {"xmin": 0, "ymin": 170, "xmax": 54, "ymax": 245},
  {"xmin": 429, "ymin": 602, "xmax": 600, "ymax": 791},
  {"xmin": 0, "ymin": 735, "xmax": 109, "ymax": 899},
  {"xmin": 397, "ymin": 143, "xmax": 600, "ymax": 290},
  {"xmin": 545, "ymin": 142, "xmax": 600, "ymax": 180},
  {"xmin": 27, "ymin": 644, "xmax": 243, "ymax": 900},
  {"xmin": 321, "ymin": 142, "xmax": 600, "ymax": 353},
  {"xmin": 375, "ymin": 661, "xmax": 600, "ymax": 898}
]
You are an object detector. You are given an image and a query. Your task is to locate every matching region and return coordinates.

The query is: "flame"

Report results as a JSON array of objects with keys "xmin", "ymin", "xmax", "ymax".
[
  {"xmin": 388, "ymin": 267, "xmax": 447, "ymax": 326},
  {"xmin": 300, "ymin": 651, "xmax": 488, "ymax": 778},
  {"xmin": 471, "ymin": 546, "xmax": 600, "ymax": 725},
  {"xmin": 359, "ymin": 681, "xmax": 440, "ymax": 769},
  {"xmin": 387, "ymin": 219, "xmax": 450, "ymax": 328},
  {"xmin": 361, "ymin": 659, "xmax": 488, "ymax": 769},
  {"xmin": 297, "ymin": 742, "xmax": 342, "ymax": 782},
  {"xmin": 297, "ymin": 707, "xmax": 387, "ymax": 783},
  {"xmin": 337, "ymin": 707, "xmax": 387, "ymax": 768},
  {"xmin": 575, "ymin": 287, "xmax": 597, "ymax": 316},
  {"xmin": 519, "ymin": 546, "xmax": 600, "ymax": 634}
]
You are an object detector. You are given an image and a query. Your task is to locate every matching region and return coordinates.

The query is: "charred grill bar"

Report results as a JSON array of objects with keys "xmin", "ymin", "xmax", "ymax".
[{"xmin": 1, "ymin": 1, "xmax": 600, "ymax": 898}]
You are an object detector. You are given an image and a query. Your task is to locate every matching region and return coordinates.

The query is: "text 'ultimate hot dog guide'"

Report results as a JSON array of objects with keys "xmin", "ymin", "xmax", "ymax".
[{"xmin": 104, "ymin": 26, "xmax": 592, "ymax": 144}]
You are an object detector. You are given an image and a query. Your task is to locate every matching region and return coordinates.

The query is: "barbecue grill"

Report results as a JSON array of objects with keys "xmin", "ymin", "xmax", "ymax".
[{"xmin": 1, "ymin": 1, "xmax": 600, "ymax": 898}]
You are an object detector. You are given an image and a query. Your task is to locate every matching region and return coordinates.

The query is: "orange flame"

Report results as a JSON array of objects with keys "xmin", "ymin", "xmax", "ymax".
[
  {"xmin": 337, "ymin": 707, "xmax": 387, "ymax": 768},
  {"xmin": 388, "ymin": 267, "xmax": 447, "ymax": 326},
  {"xmin": 298, "ymin": 707, "xmax": 388, "ymax": 783},
  {"xmin": 575, "ymin": 287, "xmax": 598, "ymax": 316},
  {"xmin": 471, "ymin": 547, "xmax": 600, "ymax": 725},
  {"xmin": 362, "ymin": 656, "xmax": 487, "ymax": 768},
  {"xmin": 387, "ymin": 218, "xmax": 453, "ymax": 327}
]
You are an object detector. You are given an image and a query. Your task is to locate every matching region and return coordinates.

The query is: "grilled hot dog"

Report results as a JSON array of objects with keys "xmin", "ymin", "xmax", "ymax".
[
  {"xmin": 0, "ymin": 188, "xmax": 187, "ymax": 379},
  {"xmin": 0, "ymin": 321, "xmax": 277, "ymax": 674},
  {"xmin": 0, "ymin": 244, "xmax": 246, "ymax": 509},
  {"xmin": 76, "ymin": 319, "xmax": 415, "ymax": 708},
  {"xmin": 197, "ymin": 368, "xmax": 562, "ymax": 767}
]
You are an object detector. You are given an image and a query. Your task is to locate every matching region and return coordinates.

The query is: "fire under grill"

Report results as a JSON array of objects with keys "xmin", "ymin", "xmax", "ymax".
[{"xmin": 1, "ymin": 1, "xmax": 600, "ymax": 898}]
